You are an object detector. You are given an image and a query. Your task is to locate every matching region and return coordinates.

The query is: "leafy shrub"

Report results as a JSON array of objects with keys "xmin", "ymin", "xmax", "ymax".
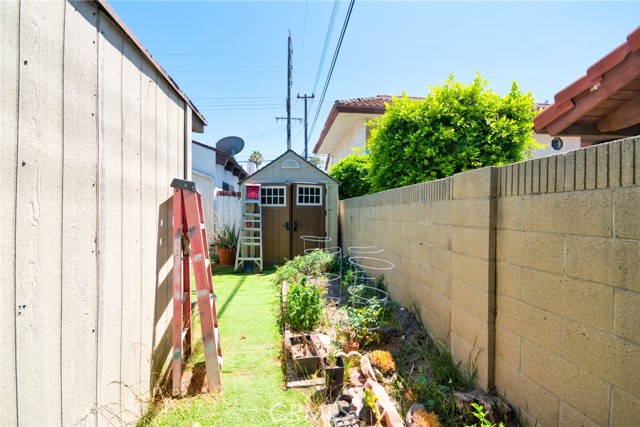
[
  {"xmin": 367, "ymin": 73, "xmax": 540, "ymax": 192},
  {"xmin": 274, "ymin": 250, "xmax": 335, "ymax": 286},
  {"xmin": 328, "ymin": 151, "xmax": 372, "ymax": 199},
  {"xmin": 285, "ymin": 278, "xmax": 325, "ymax": 332}
]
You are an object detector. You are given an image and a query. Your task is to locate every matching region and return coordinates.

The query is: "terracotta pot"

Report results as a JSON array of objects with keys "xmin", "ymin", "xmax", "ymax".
[
  {"xmin": 218, "ymin": 247, "xmax": 236, "ymax": 266},
  {"xmin": 342, "ymin": 341, "xmax": 360, "ymax": 353}
]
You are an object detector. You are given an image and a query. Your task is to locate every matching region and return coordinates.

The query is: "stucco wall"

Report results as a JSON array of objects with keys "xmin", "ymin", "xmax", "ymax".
[
  {"xmin": 339, "ymin": 136, "xmax": 640, "ymax": 426},
  {"xmin": 1, "ymin": 1, "xmax": 191, "ymax": 425}
]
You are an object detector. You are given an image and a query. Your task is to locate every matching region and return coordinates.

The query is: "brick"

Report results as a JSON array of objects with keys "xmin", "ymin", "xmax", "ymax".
[
  {"xmin": 424, "ymin": 224, "xmax": 450, "ymax": 250},
  {"xmin": 611, "ymin": 387, "xmax": 640, "ymax": 427},
  {"xmin": 575, "ymin": 149, "xmax": 586, "ymax": 191},
  {"xmin": 556, "ymin": 154, "xmax": 565, "ymax": 193},
  {"xmin": 496, "ymin": 230, "xmax": 564, "ymax": 274},
  {"xmin": 496, "ymin": 261, "xmax": 521, "ymax": 299},
  {"xmin": 565, "ymin": 236, "xmax": 640, "ymax": 291},
  {"xmin": 495, "ymin": 360, "xmax": 560, "ymax": 427},
  {"xmin": 522, "ymin": 269, "xmax": 613, "ymax": 332},
  {"xmin": 524, "ymin": 160, "xmax": 533, "ymax": 194},
  {"xmin": 613, "ymin": 187, "xmax": 640, "ymax": 240},
  {"xmin": 431, "ymin": 247, "xmax": 452, "ymax": 273},
  {"xmin": 451, "ymin": 226, "xmax": 490, "ymax": 259},
  {"xmin": 621, "ymin": 137, "xmax": 635, "ymax": 187},
  {"xmin": 450, "ymin": 252, "xmax": 489, "ymax": 289},
  {"xmin": 451, "ymin": 305, "xmax": 489, "ymax": 349},
  {"xmin": 636, "ymin": 137, "xmax": 640, "ymax": 185},
  {"xmin": 400, "ymin": 221, "xmax": 422, "ymax": 242},
  {"xmin": 418, "ymin": 304, "xmax": 450, "ymax": 342},
  {"xmin": 563, "ymin": 321, "xmax": 640, "ymax": 396},
  {"xmin": 495, "ymin": 326, "xmax": 521, "ymax": 369},
  {"xmin": 518, "ymin": 162, "xmax": 526, "ymax": 195},
  {"xmin": 496, "ymin": 196, "xmax": 521, "ymax": 231},
  {"xmin": 432, "ymin": 200, "xmax": 452, "ymax": 225},
  {"xmin": 608, "ymin": 139, "xmax": 622, "ymax": 188},
  {"xmin": 419, "ymin": 265, "xmax": 450, "ymax": 297},
  {"xmin": 521, "ymin": 340, "xmax": 610, "ymax": 426},
  {"xmin": 596, "ymin": 144, "xmax": 609, "ymax": 189},
  {"xmin": 496, "ymin": 294, "xmax": 563, "ymax": 354},
  {"xmin": 413, "ymin": 282, "xmax": 450, "ymax": 322},
  {"xmin": 585, "ymin": 145, "xmax": 597, "ymax": 190},
  {"xmin": 450, "ymin": 198, "xmax": 492, "ymax": 228},
  {"xmin": 451, "ymin": 330, "xmax": 489, "ymax": 389},
  {"xmin": 548, "ymin": 155, "xmax": 557, "ymax": 193},
  {"xmin": 565, "ymin": 151, "xmax": 576, "ymax": 192},
  {"xmin": 451, "ymin": 278, "xmax": 489, "ymax": 321},
  {"xmin": 559, "ymin": 402, "xmax": 600, "ymax": 427},
  {"xmin": 540, "ymin": 157, "xmax": 548, "ymax": 194},
  {"xmin": 452, "ymin": 167, "xmax": 494, "ymax": 199},
  {"xmin": 614, "ymin": 289, "xmax": 640, "ymax": 344},
  {"xmin": 532, "ymin": 158, "xmax": 541, "ymax": 194},
  {"xmin": 520, "ymin": 191, "xmax": 613, "ymax": 237}
]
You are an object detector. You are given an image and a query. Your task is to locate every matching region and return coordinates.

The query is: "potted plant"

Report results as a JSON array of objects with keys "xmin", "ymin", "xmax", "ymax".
[
  {"xmin": 323, "ymin": 348, "xmax": 345, "ymax": 396},
  {"xmin": 288, "ymin": 334, "xmax": 321, "ymax": 376},
  {"xmin": 214, "ymin": 223, "xmax": 238, "ymax": 266},
  {"xmin": 359, "ymin": 389, "xmax": 380, "ymax": 425}
]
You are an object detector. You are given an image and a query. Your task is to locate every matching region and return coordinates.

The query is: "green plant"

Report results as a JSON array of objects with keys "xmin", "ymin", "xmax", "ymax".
[
  {"xmin": 285, "ymin": 278, "xmax": 325, "ymax": 332},
  {"xmin": 328, "ymin": 151, "xmax": 372, "ymax": 199},
  {"xmin": 342, "ymin": 303, "xmax": 384, "ymax": 348},
  {"xmin": 369, "ymin": 350, "xmax": 396, "ymax": 374},
  {"xmin": 273, "ymin": 250, "xmax": 335, "ymax": 286},
  {"xmin": 468, "ymin": 402, "xmax": 504, "ymax": 427},
  {"xmin": 213, "ymin": 223, "xmax": 238, "ymax": 249},
  {"xmin": 363, "ymin": 389, "xmax": 381, "ymax": 422},
  {"xmin": 366, "ymin": 74, "xmax": 541, "ymax": 192}
]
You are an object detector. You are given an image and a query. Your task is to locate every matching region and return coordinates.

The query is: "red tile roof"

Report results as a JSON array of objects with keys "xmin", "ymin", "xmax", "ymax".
[{"xmin": 534, "ymin": 27, "xmax": 640, "ymax": 142}]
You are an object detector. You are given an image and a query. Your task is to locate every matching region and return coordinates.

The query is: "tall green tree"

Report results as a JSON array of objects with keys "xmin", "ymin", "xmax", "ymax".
[
  {"xmin": 366, "ymin": 74, "xmax": 540, "ymax": 192},
  {"xmin": 248, "ymin": 150, "xmax": 263, "ymax": 168},
  {"xmin": 328, "ymin": 152, "xmax": 372, "ymax": 199}
]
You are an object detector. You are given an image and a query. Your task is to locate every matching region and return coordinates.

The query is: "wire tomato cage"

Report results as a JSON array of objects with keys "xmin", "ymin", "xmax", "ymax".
[{"xmin": 346, "ymin": 256, "xmax": 395, "ymax": 330}]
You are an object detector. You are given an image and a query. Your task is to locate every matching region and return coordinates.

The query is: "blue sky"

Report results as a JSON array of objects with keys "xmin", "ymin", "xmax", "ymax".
[{"xmin": 110, "ymin": 1, "xmax": 639, "ymax": 165}]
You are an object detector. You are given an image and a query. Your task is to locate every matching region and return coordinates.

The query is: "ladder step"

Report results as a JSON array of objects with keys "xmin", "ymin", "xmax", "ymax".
[
  {"xmin": 242, "ymin": 228, "xmax": 261, "ymax": 232},
  {"xmin": 238, "ymin": 257, "xmax": 262, "ymax": 261},
  {"xmin": 240, "ymin": 243, "xmax": 261, "ymax": 246}
]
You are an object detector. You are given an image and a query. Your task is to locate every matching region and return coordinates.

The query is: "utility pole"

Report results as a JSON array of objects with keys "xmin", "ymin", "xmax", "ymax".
[
  {"xmin": 297, "ymin": 93, "xmax": 315, "ymax": 159},
  {"xmin": 286, "ymin": 32, "xmax": 293, "ymax": 150}
]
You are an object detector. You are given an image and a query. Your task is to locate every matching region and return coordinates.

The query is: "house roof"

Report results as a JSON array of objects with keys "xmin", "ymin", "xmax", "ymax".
[
  {"xmin": 95, "ymin": 0, "xmax": 207, "ymax": 132},
  {"xmin": 193, "ymin": 140, "xmax": 247, "ymax": 181},
  {"xmin": 534, "ymin": 26, "xmax": 640, "ymax": 143}
]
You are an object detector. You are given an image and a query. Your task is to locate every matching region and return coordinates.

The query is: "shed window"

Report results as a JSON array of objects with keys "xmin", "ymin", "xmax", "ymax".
[
  {"xmin": 261, "ymin": 186, "xmax": 286, "ymax": 206},
  {"xmin": 297, "ymin": 185, "xmax": 322, "ymax": 206}
]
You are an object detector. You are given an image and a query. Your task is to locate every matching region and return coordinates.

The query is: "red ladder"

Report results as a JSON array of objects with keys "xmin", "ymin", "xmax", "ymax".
[{"xmin": 171, "ymin": 178, "xmax": 222, "ymax": 395}]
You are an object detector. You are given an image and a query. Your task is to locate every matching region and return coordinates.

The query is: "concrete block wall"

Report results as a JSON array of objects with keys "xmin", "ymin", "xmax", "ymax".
[{"xmin": 339, "ymin": 136, "xmax": 640, "ymax": 426}]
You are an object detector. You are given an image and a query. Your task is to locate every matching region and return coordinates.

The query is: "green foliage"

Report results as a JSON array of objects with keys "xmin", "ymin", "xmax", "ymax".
[
  {"xmin": 273, "ymin": 250, "xmax": 335, "ymax": 286},
  {"xmin": 214, "ymin": 223, "xmax": 238, "ymax": 248},
  {"xmin": 285, "ymin": 278, "xmax": 325, "ymax": 332},
  {"xmin": 468, "ymin": 403, "xmax": 505, "ymax": 427},
  {"xmin": 328, "ymin": 152, "xmax": 372, "ymax": 199},
  {"xmin": 367, "ymin": 74, "xmax": 540, "ymax": 192}
]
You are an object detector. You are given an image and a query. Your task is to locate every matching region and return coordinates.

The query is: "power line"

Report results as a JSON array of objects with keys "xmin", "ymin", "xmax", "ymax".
[
  {"xmin": 308, "ymin": 0, "xmax": 356, "ymax": 140},
  {"xmin": 311, "ymin": 0, "xmax": 340, "ymax": 101}
]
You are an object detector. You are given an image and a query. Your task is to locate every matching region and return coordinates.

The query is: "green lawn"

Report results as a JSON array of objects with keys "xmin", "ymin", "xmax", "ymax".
[{"xmin": 140, "ymin": 267, "xmax": 310, "ymax": 427}]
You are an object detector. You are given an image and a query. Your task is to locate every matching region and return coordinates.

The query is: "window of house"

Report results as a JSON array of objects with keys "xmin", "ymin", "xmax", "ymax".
[
  {"xmin": 297, "ymin": 185, "xmax": 322, "ymax": 206},
  {"xmin": 261, "ymin": 186, "xmax": 286, "ymax": 206},
  {"xmin": 222, "ymin": 182, "xmax": 234, "ymax": 191}
]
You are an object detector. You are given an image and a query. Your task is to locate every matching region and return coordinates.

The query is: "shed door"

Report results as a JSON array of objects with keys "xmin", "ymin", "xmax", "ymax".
[
  {"xmin": 261, "ymin": 186, "xmax": 289, "ymax": 267},
  {"xmin": 291, "ymin": 184, "xmax": 326, "ymax": 258}
]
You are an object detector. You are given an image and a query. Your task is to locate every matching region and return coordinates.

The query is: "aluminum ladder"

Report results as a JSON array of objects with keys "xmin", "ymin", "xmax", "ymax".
[
  {"xmin": 234, "ymin": 184, "xmax": 263, "ymax": 272},
  {"xmin": 170, "ymin": 178, "xmax": 222, "ymax": 395}
]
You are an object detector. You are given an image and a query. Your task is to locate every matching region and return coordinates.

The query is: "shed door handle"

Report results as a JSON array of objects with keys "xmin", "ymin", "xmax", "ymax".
[
  {"xmin": 293, "ymin": 221, "xmax": 298, "ymax": 231},
  {"xmin": 284, "ymin": 221, "xmax": 289, "ymax": 231}
]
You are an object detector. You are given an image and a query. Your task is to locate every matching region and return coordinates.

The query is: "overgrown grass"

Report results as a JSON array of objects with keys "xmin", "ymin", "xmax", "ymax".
[{"xmin": 139, "ymin": 268, "xmax": 310, "ymax": 427}]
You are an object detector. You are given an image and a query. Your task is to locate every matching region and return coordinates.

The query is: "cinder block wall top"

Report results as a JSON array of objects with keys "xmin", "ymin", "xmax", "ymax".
[{"xmin": 339, "ymin": 136, "xmax": 640, "ymax": 427}]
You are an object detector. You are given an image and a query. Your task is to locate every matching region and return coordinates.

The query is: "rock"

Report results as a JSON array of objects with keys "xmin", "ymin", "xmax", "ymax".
[
  {"xmin": 365, "ymin": 379, "xmax": 404, "ymax": 427},
  {"xmin": 360, "ymin": 356, "xmax": 376, "ymax": 382},
  {"xmin": 454, "ymin": 389, "xmax": 511, "ymax": 424},
  {"xmin": 406, "ymin": 402, "xmax": 426, "ymax": 426}
]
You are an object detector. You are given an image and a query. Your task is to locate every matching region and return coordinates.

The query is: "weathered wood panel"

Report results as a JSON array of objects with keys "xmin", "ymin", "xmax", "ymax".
[
  {"xmin": 120, "ymin": 36, "xmax": 143, "ymax": 423},
  {"xmin": 14, "ymin": 0, "xmax": 65, "ymax": 424},
  {"xmin": 0, "ymin": 0, "xmax": 20, "ymax": 424},
  {"xmin": 96, "ymin": 12, "xmax": 124, "ymax": 424},
  {"xmin": 139, "ymin": 59, "xmax": 158, "ymax": 400},
  {"xmin": 61, "ymin": 1, "xmax": 99, "ymax": 425}
]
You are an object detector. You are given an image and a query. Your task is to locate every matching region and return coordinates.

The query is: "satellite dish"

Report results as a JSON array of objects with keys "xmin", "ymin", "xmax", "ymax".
[{"xmin": 216, "ymin": 136, "xmax": 245, "ymax": 157}]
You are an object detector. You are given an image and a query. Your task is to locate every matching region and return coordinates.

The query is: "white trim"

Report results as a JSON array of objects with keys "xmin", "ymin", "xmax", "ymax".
[
  {"xmin": 281, "ymin": 159, "xmax": 300, "ymax": 169},
  {"xmin": 261, "ymin": 185, "xmax": 287, "ymax": 207},
  {"xmin": 296, "ymin": 184, "xmax": 322, "ymax": 206}
]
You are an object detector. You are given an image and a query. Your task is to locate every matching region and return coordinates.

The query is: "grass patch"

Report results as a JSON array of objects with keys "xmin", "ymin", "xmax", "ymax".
[{"xmin": 139, "ymin": 268, "xmax": 310, "ymax": 427}]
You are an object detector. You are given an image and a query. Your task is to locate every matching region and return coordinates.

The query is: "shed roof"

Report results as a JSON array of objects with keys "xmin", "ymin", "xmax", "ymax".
[
  {"xmin": 240, "ymin": 150, "xmax": 340, "ymax": 184},
  {"xmin": 534, "ymin": 26, "xmax": 640, "ymax": 143},
  {"xmin": 95, "ymin": 0, "xmax": 207, "ymax": 132}
]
